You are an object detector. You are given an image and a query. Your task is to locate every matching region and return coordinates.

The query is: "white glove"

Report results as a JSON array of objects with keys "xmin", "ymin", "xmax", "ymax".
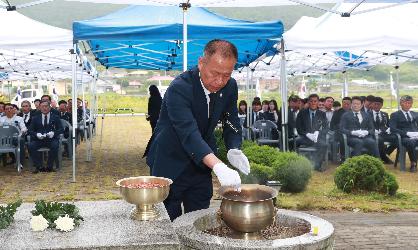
[
  {"xmin": 213, "ymin": 162, "xmax": 241, "ymax": 190},
  {"xmin": 21, "ymin": 128, "xmax": 28, "ymax": 134},
  {"xmin": 227, "ymin": 149, "xmax": 250, "ymax": 175},
  {"xmin": 47, "ymin": 131, "xmax": 54, "ymax": 138},
  {"xmin": 359, "ymin": 130, "xmax": 369, "ymax": 138},
  {"xmin": 386, "ymin": 128, "xmax": 391, "ymax": 134},
  {"xmin": 407, "ymin": 132, "xmax": 418, "ymax": 138},
  {"xmin": 351, "ymin": 130, "xmax": 360, "ymax": 137},
  {"xmin": 313, "ymin": 131, "xmax": 319, "ymax": 143},
  {"xmin": 306, "ymin": 133, "xmax": 315, "ymax": 142},
  {"xmin": 375, "ymin": 129, "xmax": 381, "ymax": 135},
  {"xmin": 36, "ymin": 133, "xmax": 44, "ymax": 140}
]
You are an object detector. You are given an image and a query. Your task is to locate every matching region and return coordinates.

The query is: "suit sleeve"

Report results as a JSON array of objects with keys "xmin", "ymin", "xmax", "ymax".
[
  {"xmin": 222, "ymin": 80, "xmax": 242, "ymax": 150},
  {"xmin": 165, "ymin": 81, "xmax": 213, "ymax": 166},
  {"xmin": 54, "ymin": 116, "xmax": 64, "ymax": 138},
  {"xmin": 389, "ymin": 112, "xmax": 406, "ymax": 137},
  {"xmin": 296, "ymin": 111, "xmax": 307, "ymax": 136},
  {"xmin": 340, "ymin": 113, "xmax": 351, "ymax": 136},
  {"xmin": 366, "ymin": 116, "xmax": 375, "ymax": 136}
]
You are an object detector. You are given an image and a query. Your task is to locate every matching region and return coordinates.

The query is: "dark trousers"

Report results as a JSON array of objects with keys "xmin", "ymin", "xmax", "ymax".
[
  {"xmin": 164, "ymin": 164, "xmax": 213, "ymax": 221},
  {"xmin": 347, "ymin": 136, "xmax": 379, "ymax": 157},
  {"xmin": 28, "ymin": 139, "xmax": 59, "ymax": 170},
  {"xmin": 296, "ymin": 136, "xmax": 327, "ymax": 169},
  {"xmin": 377, "ymin": 133, "xmax": 398, "ymax": 161},
  {"xmin": 401, "ymin": 138, "xmax": 418, "ymax": 163}
]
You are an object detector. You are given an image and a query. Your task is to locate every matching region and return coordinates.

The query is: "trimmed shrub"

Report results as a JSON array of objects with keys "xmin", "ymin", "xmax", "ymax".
[
  {"xmin": 241, "ymin": 162, "xmax": 274, "ymax": 185},
  {"xmin": 271, "ymin": 153, "xmax": 313, "ymax": 193},
  {"xmin": 381, "ymin": 172, "xmax": 399, "ymax": 196},
  {"xmin": 242, "ymin": 145, "xmax": 281, "ymax": 167},
  {"xmin": 334, "ymin": 155, "xmax": 399, "ymax": 195}
]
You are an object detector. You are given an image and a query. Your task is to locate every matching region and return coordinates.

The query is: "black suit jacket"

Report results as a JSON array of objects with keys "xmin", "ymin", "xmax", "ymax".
[
  {"xmin": 148, "ymin": 95, "xmax": 162, "ymax": 124},
  {"xmin": 145, "ymin": 67, "xmax": 242, "ymax": 181},
  {"xmin": 371, "ymin": 110, "xmax": 390, "ymax": 133},
  {"xmin": 340, "ymin": 110, "xmax": 375, "ymax": 137},
  {"xmin": 278, "ymin": 108, "xmax": 298, "ymax": 137},
  {"xmin": 28, "ymin": 113, "xmax": 64, "ymax": 141},
  {"xmin": 389, "ymin": 110, "xmax": 418, "ymax": 137},
  {"xmin": 330, "ymin": 108, "xmax": 347, "ymax": 131},
  {"xmin": 18, "ymin": 110, "xmax": 37, "ymax": 128},
  {"xmin": 296, "ymin": 109, "xmax": 328, "ymax": 140}
]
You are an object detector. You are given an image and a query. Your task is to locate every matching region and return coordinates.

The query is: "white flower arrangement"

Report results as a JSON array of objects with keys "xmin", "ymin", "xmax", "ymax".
[
  {"xmin": 54, "ymin": 215, "xmax": 75, "ymax": 232},
  {"xmin": 30, "ymin": 214, "xmax": 49, "ymax": 232}
]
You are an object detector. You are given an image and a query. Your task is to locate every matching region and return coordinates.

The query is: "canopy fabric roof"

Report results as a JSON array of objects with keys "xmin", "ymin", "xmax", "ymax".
[
  {"xmin": 284, "ymin": 3, "xmax": 418, "ymax": 52},
  {"xmin": 0, "ymin": 4, "xmax": 72, "ymax": 49},
  {"xmin": 73, "ymin": 5, "xmax": 283, "ymax": 70},
  {"xmin": 0, "ymin": 3, "xmax": 94, "ymax": 82}
]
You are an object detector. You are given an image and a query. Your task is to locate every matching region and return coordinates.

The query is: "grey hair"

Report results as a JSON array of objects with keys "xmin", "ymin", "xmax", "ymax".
[
  {"xmin": 400, "ymin": 95, "xmax": 413, "ymax": 102},
  {"xmin": 203, "ymin": 39, "xmax": 238, "ymax": 61}
]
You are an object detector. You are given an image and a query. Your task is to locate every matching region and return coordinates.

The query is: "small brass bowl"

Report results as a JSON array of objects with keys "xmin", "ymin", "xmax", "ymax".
[
  {"xmin": 219, "ymin": 184, "xmax": 278, "ymax": 240},
  {"xmin": 116, "ymin": 176, "xmax": 172, "ymax": 221}
]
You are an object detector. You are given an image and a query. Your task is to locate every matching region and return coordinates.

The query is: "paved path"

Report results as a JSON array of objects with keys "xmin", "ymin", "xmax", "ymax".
[{"xmin": 310, "ymin": 211, "xmax": 418, "ymax": 250}]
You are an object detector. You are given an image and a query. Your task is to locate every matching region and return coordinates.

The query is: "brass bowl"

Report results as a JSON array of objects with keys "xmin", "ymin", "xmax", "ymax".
[
  {"xmin": 116, "ymin": 176, "xmax": 172, "ymax": 220},
  {"xmin": 219, "ymin": 184, "xmax": 278, "ymax": 240}
]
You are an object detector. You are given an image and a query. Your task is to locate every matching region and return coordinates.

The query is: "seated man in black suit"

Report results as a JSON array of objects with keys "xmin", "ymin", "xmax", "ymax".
[
  {"xmin": 372, "ymin": 96, "xmax": 397, "ymax": 164},
  {"xmin": 295, "ymin": 94, "xmax": 328, "ymax": 171},
  {"xmin": 18, "ymin": 100, "xmax": 36, "ymax": 129},
  {"xmin": 330, "ymin": 97, "xmax": 352, "ymax": 162},
  {"xmin": 28, "ymin": 100, "xmax": 63, "ymax": 173},
  {"xmin": 278, "ymin": 95, "xmax": 301, "ymax": 151},
  {"xmin": 389, "ymin": 95, "xmax": 418, "ymax": 172},
  {"xmin": 340, "ymin": 96, "xmax": 379, "ymax": 158}
]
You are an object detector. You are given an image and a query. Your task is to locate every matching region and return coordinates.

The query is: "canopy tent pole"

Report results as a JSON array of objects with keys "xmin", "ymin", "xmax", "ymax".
[
  {"xmin": 280, "ymin": 39, "xmax": 288, "ymax": 151},
  {"xmin": 246, "ymin": 67, "xmax": 251, "ymax": 129},
  {"xmin": 343, "ymin": 71, "xmax": 348, "ymax": 97},
  {"xmin": 71, "ymin": 44, "xmax": 77, "ymax": 183},
  {"xmin": 395, "ymin": 64, "xmax": 400, "ymax": 110},
  {"xmin": 181, "ymin": 2, "xmax": 191, "ymax": 72}
]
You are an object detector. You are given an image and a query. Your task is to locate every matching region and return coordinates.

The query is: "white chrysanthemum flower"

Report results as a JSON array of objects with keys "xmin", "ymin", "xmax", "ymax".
[
  {"xmin": 30, "ymin": 215, "xmax": 49, "ymax": 232},
  {"xmin": 54, "ymin": 215, "xmax": 75, "ymax": 232}
]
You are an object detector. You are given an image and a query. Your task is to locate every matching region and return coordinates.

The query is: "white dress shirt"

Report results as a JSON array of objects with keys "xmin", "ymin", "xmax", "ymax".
[
  {"xmin": 199, "ymin": 74, "xmax": 213, "ymax": 119},
  {"xmin": 354, "ymin": 111, "xmax": 363, "ymax": 124},
  {"xmin": 0, "ymin": 114, "xmax": 27, "ymax": 133}
]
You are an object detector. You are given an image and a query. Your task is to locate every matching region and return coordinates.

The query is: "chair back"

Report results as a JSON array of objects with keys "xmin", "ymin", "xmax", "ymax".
[
  {"xmin": 252, "ymin": 120, "xmax": 278, "ymax": 140},
  {"xmin": 61, "ymin": 119, "xmax": 72, "ymax": 139},
  {"xmin": 0, "ymin": 125, "xmax": 19, "ymax": 150}
]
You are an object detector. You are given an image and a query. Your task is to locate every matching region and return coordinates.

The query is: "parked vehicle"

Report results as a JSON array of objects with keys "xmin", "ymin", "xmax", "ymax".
[{"xmin": 11, "ymin": 89, "xmax": 43, "ymax": 109}]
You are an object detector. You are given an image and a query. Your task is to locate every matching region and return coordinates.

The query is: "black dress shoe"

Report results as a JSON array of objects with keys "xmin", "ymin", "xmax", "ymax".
[
  {"xmin": 410, "ymin": 163, "xmax": 417, "ymax": 173},
  {"xmin": 383, "ymin": 158, "xmax": 394, "ymax": 164}
]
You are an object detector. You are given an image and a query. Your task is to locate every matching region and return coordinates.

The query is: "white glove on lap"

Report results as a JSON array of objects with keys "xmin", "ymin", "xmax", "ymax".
[
  {"xmin": 227, "ymin": 149, "xmax": 250, "ymax": 175},
  {"xmin": 213, "ymin": 162, "xmax": 241, "ymax": 190},
  {"xmin": 407, "ymin": 132, "xmax": 418, "ymax": 138},
  {"xmin": 359, "ymin": 130, "xmax": 368, "ymax": 137},
  {"xmin": 386, "ymin": 128, "xmax": 391, "ymax": 134},
  {"xmin": 47, "ymin": 131, "xmax": 54, "ymax": 138},
  {"xmin": 375, "ymin": 129, "xmax": 381, "ymax": 135},
  {"xmin": 36, "ymin": 133, "xmax": 44, "ymax": 140},
  {"xmin": 306, "ymin": 133, "xmax": 315, "ymax": 142},
  {"xmin": 351, "ymin": 130, "xmax": 360, "ymax": 137},
  {"xmin": 313, "ymin": 131, "xmax": 319, "ymax": 143}
]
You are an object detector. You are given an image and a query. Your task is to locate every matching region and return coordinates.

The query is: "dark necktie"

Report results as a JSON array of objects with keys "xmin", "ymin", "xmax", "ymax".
[
  {"xmin": 208, "ymin": 93, "xmax": 216, "ymax": 119},
  {"xmin": 375, "ymin": 112, "xmax": 381, "ymax": 127},
  {"xmin": 406, "ymin": 112, "xmax": 412, "ymax": 123},
  {"xmin": 24, "ymin": 114, "xmax": 28, "ymax": 122},
  {"xmin": 44, "ymin": 115, "xmax": 48, "ymax": 127},
  {"xmin": 355, "ymin": 112, "xmax": 360, "ymax": 123},
  {"xmin": 311, "ymin": 112, "xmax": 315, "ymax": 128}
]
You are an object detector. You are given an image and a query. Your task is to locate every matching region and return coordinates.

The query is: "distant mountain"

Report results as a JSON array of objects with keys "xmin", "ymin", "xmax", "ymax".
[{"xmin": 9, "ymin": 0, "xmax": 331, "ymax": 30}]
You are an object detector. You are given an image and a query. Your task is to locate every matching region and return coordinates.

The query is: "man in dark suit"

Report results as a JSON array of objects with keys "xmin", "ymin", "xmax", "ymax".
[
  {"xmin": 28, "ymin": 100, "xmax": 63, "ymax": 173},
  {"xmin": 295, "ymin": 94, "xmax": 329, "ymax": 170},
  {"xmin": 243, "ymin": 99, "xmax": 262, "ymax": 128},
  {"xmin": 18, "ymin": 100, "xmax": 37, "ymax": 129},
  {"xmin": 330, "ymin": 97, "xmax": 352, "ymax": 162},
  {"xmin": 278, "ymin": 95, "xmax": 301, "ymax": 149},
  {"xmin": 340, "ymin": 96, "xmax": 379, "ymax": 157},
  {"xmin": 389, "ymin": 95, "xmax": 418, "ymax": 172},
  {"xmin": 371, "ymin": 97, "xmax": 397, "ymax": 164},
  {"xmin": 144, "ymin": 40, "xmax": 249, "ymax": 221}
]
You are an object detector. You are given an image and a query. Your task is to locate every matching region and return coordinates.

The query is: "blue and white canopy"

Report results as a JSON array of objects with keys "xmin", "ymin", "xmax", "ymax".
[{"xmin": 73, "ymin": 5, "xmax": 283, "ymax": 70}]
